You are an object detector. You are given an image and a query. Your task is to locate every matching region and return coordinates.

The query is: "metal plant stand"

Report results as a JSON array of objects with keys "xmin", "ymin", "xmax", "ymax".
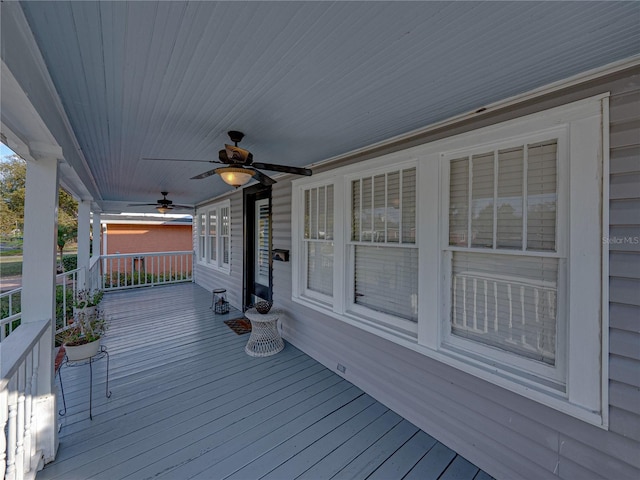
[{"xmin": 58, "ymin": 345, "xmax": 111, "ymax": 420}]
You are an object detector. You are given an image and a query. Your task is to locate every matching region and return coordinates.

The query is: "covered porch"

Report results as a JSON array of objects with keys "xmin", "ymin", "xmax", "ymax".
[{"xmin": 40, "ymin": 283, "xmax": 488, "ymax": 480}]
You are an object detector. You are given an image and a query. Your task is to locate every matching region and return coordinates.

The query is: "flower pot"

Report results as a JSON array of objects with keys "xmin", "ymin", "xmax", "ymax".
[{"xmin": 65, "ymin": 339, "xmax": 101, "ymax": 361}]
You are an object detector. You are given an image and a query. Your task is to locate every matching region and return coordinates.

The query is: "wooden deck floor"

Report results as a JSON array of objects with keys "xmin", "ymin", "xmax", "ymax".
[{"xmin": 38, "ymin": 283, "xmax": 491, "ymax": 480}]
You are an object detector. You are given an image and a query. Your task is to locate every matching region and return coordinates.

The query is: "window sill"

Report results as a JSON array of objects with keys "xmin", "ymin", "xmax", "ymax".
[{"xmin": 196, "ymin": 261, "xmax": 230, "ymax": 275}]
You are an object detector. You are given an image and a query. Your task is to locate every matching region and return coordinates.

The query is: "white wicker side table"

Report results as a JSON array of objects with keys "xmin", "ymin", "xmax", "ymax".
[{"xmin": 244, "ymin": 308, "xmax": 284, "ymax": 357}]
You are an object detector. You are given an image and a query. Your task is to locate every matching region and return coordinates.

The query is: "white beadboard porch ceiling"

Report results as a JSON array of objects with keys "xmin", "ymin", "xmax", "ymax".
[{"xmin": 17, "ymin": 1, "xmax": 640, "ymax": 212}]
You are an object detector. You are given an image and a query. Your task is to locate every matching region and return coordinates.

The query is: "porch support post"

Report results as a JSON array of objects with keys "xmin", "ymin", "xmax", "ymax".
[
  {"xmin": 92, "ymin": 212, "xmax": 101, "ymax": 259},
  {"xmin": 91, "ymin": 212, "xmax": 102, "ymax": 291},
  {"xmin": 21, "ymin": 155, "xmax": 59, "ymax": 462},
  {"xmin": 76, "ymin": 200, "xmax": 91, "ymax": 289}
]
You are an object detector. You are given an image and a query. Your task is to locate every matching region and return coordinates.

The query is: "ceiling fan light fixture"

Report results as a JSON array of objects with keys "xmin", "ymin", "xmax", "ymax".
[
  {"xmin": 156, "ymin": 205, "xmax": 173, "ymax": 214},
  {"xmin": 216, "ymin": 166, "xmax": 254, "ymax": 188}
]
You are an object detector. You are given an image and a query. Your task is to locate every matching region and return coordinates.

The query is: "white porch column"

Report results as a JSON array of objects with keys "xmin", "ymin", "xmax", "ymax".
[
  {"xmin": 21, "ymin": 156, "xmax": 59, "ymax": 462},
  {"xmin": 76, "ymin": 200, "xmax": 91, "ymax": 289},
  {"xmin": 92, "ymin": 212, "xmax": 101, "ymax": 258}
]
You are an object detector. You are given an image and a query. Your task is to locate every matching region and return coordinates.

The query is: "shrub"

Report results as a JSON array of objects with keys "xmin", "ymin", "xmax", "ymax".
[{"xmin": 62, "ymin": 255, "xmax": 77, "ymax": 271}]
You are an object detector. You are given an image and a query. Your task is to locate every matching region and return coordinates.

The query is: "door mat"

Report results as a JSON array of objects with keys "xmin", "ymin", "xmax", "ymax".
[{"xmin": 224, "ymin": 318, "xmax": 252, "ymax": 335}]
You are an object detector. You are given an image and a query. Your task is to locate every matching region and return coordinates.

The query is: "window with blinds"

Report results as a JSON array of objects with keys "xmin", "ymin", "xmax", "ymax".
[
  {"xmin": 198, "ymin": 213, "xmax": 206, "ymax": 261},
  {"xmin": 221, "ymin": 206, "xmax": 230, "ymax": 266},
  {"xmin": 208, "ymin": 210, "xmax": 217, "ymax": 263},
  {"xmin": 304, "ymin": 185, "xmax": 334, "ymax": 297},
  {"xmin": 351, "ymin": 167, "xmax": 418, "ymax": 323},
  {"xmin": 196, "ymin": 201, "xmax": 231, "ymax": 272},
  {"xmin": 447, "ymin": 139, "xmax": 559, "ymax": 365}
]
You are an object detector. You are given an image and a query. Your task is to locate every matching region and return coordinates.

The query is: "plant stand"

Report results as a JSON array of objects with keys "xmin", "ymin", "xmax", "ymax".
[
  {"xmin": 57, "ymin": 345, "xmax": 111, "ymax": 420},
  {"xmin": 244, "ymin": 308, "xmax": 284, "ymax": 357}
]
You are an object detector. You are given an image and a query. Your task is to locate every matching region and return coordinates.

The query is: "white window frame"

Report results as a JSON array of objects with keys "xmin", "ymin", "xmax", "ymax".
[
  {"xmin": 291, "ymin": 94, "xmax": 608, "ymax": 427},
  {"xmin": 440, "ymin": 129, "xmax": 568, "ymax": 387},
  {"xmin": 344, "ymin": 165, "xmax": 419, "ymax": 335},
  {"xmin": 299, "ymin": 182, "xmax": 335, "ymax": 305},
  {"xmin": 197, "ymin": 200, "xmax": 231, "ymax": 273}
]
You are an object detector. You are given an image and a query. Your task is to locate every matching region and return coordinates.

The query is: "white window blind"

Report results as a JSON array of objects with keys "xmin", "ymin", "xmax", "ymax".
[
  {"xmin": 256, "ymin": 200, "xmax": 270, "ymax": 287},
  {"xmin": 304, "ymin": 185, "xmax": 334, "ymax": 297},
  {"xmin": 221, "ymin": 206, "xmax": 230, "ymax": 265},
  {"xmin": 527, "ymin": 141, "xmax": 557, "ymax": 251},
  {"xmin": 351, "ymin": 167, "xmax": 417, "ymax": 322},
  {"xmin": 447, "ymin": 139, "xmax": 559, "ymax": 364},
  {"xmin": 208, "ymin": 210, "xmax": 217, "ymax": 263},
  {"xmin": 355, "ymin": 246, "xmax": 418, "ymax": 322},
  {"xmin": 198, "ymin": 213, "xmax": 206, "ymax": 260},
  {"xmin": 451, "ymin": 252, "xmax": 557, "ymax": 364}
]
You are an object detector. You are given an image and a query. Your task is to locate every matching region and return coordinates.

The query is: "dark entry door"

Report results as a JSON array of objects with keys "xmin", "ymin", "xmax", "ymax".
[{"xmin": 244, "ymin": 185, "xmax": 272, "ymax": 308}]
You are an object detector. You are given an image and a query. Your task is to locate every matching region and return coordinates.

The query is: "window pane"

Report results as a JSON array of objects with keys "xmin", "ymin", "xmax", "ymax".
[
  {"xmin": 352, "ymin": 180, "xmax": 360, "ymax": 241},
  {"xmin": 326, "ymin": 185, "xmax": 334, "ymax": 241},
  {"xmin": 221, "ymin": 207, "xmax": 230, "ymax": 236},
  {"xmin": 451, "ymin": 251, "xmax": 557, "ymax": 365},
  {"xmin": 209, "ymin": 237, "xmax": 216, "ymax": 262},
  {"xmin": 387, "ymin": 171, "xmax": 400, "ymax": 243},
  {"xmin": 304, "ymin": 189, "xmax": 310, "ymax": 239},
  {"xmin": 471, "ymin": 152, "xmax": 494, "ymax": 248},
  {"xmin": 208, "ymin": 211, "xmax": 217, "ymax": 262},
  {"xmin": 223, "ymin": 237, "xmax": 230, "ymax": 265},
  {"xmin": 449, "ymin": 158, "xmax": 469, "ymax": 246},
  {"xmin": 307, "ymin": 241, "xmax": 333, "ymax": 296},
  {"xmin": 497, "ymin": 147, "xmax": 524, "ymax": 249},
  {"xmin": 318, "ymin": 186, "xmax": 326, "ymax": 239},
  {"xmin": 401, "ymin": 168, "xmax": 416, "ymax": 244},
  {"xmin": 199, "ymin": 213, "xmax": 206, "ymax": 259},
  {"xmin": 354, "ymin": 245, "xmax": 418, "ymax": 322},
  {"xmin": 527, "ymin": 141, "xmax": 557, "ymax": 251},
  {"xmin": 310, "ymin": 187, "xmax": 318, "ymax": 239},
  {"xmin": 373, "ymin": 174, "xmax": 386, "ymax": 242},
  {"xmin": 362, "ymin": 177, "xmax": 373, "ymax": 241}
]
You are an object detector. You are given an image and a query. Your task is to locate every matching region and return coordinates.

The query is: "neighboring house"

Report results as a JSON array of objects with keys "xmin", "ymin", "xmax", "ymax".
[
  {"xmin": 193, "ymin": 69, "xmax": 640, "ymax": 479},
  {"xmin": 99, "ymin": 214, "xmax": 192, "ymax": 255},
  {"xmin": 99, "ymin": 214, "xmax": 193, "ymax": 277}
]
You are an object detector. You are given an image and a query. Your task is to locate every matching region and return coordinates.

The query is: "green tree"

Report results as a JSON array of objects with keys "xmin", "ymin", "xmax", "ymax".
[
  {"xmin": 1, "ymin": 154, "xmax": 79, "ymax": 262},
  {"xmin": 0, "ymin": 155, "xmax": 26, "ymax": 235},
  {"xmin": 57, "ymin": 189, "xmax": 78, "ymax": 269}
]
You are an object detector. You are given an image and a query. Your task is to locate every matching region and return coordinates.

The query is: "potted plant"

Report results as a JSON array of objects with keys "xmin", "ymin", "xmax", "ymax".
[
  {"xmin": 73, "ymin": 289, "xmax": 104, "ymax": 317},
  {"xmin": 57, "ymin": 309, "xmax": 108, "ymax": 361}
]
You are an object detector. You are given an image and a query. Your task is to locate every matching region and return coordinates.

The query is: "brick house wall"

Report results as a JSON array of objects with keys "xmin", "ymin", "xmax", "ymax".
[{"xmin": 105, "ymin": 224, "xmax": 192, "ymax": 254}]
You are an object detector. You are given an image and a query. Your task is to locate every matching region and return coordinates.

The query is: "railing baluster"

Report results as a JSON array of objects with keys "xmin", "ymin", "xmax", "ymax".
[
  {"xmin": 1, "ymin": 384, "xmax": 8, "ymax": 478},
  {"xmin": 472, "ymin": 278, "xmax": 477, "ymax": 330},
  {"xmin": 462, "ymin": 277, "xmax": 467, "ymax": 328},
  {"xmin": 15, "ymin": 367, "xmax": 25, "ymax": 477},
  {"xmin": 6, "ymin": 378, "xmax": 18, "ymax": 480},
  {"xmin": 483, "ymin": 279, "xmax": 488, "ymax": 333}
]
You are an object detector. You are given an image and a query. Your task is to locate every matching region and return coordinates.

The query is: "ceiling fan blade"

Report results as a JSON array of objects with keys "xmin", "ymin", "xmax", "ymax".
[
  {"xmin": 252, "ymin": 169, "xmax": 277, "ymax": 186},
  {"xmin": 191, "ymin": 168, "xmax": 219, "ymax": 180},
  {"xmin": 171, "ymin": 204, "xmax": 194, "ymax": 209},
  {"xmin": 252, "ymin": 162, "xmax": 312, "ymax": 176},
  {"xmin": 142, "ymin": 157, "xmax": 221, "ymax": 164}
]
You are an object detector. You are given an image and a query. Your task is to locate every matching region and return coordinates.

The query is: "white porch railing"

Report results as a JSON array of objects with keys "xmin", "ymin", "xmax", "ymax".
[
  {"xmin": 1, "ymin": 319, "xmax": 52, "ymax": 480},
  {"xmin": 101, "ymin": 251, "xmax": 193, "ymax": 291},
  {"xmin": 0, "ymin": 288, "xmax": 22, "ymax": 341},
  {"xmin": 1, "ymin": 251, "xmax": 193, "ymax": 342}
]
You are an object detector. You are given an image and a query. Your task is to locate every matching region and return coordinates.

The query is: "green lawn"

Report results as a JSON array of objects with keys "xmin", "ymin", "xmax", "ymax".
[{"xmin": 0, "ymin": 260, "xmax": 22, "ymax": 277}]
